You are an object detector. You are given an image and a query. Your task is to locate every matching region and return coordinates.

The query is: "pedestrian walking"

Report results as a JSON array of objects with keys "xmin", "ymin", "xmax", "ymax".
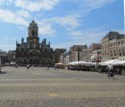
[
  {"xmin": 16, "ymin": 64, "xmax": 18, "ymax": 68},
  {"xmin": 107, "ymin": 64, "xmax": 115, "ymax": 79},
  {"xmin": 27, "ymin": 64, "xmax": 30, "ymax": 70}
]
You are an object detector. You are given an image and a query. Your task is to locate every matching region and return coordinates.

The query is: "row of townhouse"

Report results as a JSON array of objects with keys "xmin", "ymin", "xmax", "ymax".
[
  {"xmin": 101, "ymin": 31, "xmax": 125, "ymax": 61},
  {"xmin": 63, "ymin": 31, "xmax": 125, "ymax": 64},
  {"xmin": 0, "ymin": 50, "xmax": 16, "ymax": 65}
]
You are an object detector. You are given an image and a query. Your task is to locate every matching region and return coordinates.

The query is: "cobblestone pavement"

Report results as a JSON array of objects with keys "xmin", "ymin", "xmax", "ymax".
[{"xmin": 0, "ymin": 66, "xmax": 125, "ymax": 107}]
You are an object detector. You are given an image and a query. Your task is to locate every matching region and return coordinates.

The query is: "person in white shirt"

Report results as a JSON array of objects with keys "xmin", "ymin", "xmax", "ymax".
[{"xmin": 107, "ymin": 64, "xmax": 114, "ymax": 78}]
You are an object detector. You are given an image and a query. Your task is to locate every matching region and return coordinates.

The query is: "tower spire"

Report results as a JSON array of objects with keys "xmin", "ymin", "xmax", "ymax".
[{"xmin": 28, "ymin": 20, "xmax": 38, "ymax": 37}]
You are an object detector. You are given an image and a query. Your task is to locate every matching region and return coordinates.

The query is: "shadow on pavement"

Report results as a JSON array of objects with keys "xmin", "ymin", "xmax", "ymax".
[{"xmin": 0, "ymin": 71, "xmax": 7, "ymax": 74}]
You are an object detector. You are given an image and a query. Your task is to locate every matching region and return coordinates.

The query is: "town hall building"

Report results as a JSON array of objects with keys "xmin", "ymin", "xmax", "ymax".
[{"xmin": 16, "ymin": 20, "xmax": 54, "ymax": 66}]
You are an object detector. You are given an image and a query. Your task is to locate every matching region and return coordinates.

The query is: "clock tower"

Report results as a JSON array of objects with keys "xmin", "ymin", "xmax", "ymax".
[
  {"xmin": 16, "ymin": 20, "xmax": 55, "ymax": 66},
  {"xmin": 27, "ymin": 20, "xmax": 39, "ymax": 48}
]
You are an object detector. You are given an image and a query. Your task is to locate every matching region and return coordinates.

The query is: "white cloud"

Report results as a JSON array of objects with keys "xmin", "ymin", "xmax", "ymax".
[
  {"xmin": 15, "ymin": 0, "xmax": 60, "ymax": 12},
  {"xmin": 63, "ymin": 0, "xmax": 115, "ymax": 17},
  {"xmin": 0, "ymin": 0, "xmax": 14, "ymax": 5},
  {"xmin": 0, "ymin": 0, "xmax": 61, "ymax": 12},
  {"xmin": 0, "ymin": 0, "xmax": 115, "ymax": 31},
  {"xmin": 0, "ymin": 0, "xmax": 6, "ymax": 4},
  {"xmin": 37, "ymin": 21, "xmax": 56, "ymax": 36},
  {"xmin": 51, "ymin": 28, "xmax": 106, "ymax": 50},
  {"xmin": 35, "ymin": 13, "xmax": 80, "ymax": 36},
  {"xmin": 53, "ymin": 28, "xmax": 124, "ymax": 50},
  {"xmin": 0, "ymin": 9, "xmax": 28, "ymax": 26},
  {"xmin": 16, "ymin": 10, "xmax": 30, "ymax": 18},
  {"xmin": 38, "ymin": 13, "xmax": 81, "ymax": 31},
  {"xmin": 69, "ymin": 29, "xmax": 106, "ymax": 42},
  {"xmin": 68, "ymin": 28, "xmax": 124, "ymax": 47},
  {"xmin": 82, "ymin": 0, "xmax": 114, "ymax": 10},
  {"xmin": 52, "ymin": 15, "xmax": 80, "ymax": 30},
  {"xmin": 66, "ymin": 0, "xmax": 114, "ymax": 11},
  {"xmin": 35, "ymin": 0, "xmax": 114, "ymax": 32}
]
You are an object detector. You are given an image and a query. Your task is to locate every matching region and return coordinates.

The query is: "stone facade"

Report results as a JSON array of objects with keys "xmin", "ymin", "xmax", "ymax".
[
  {"xmin": 0, "ymin": 50, "xmax": 8, "ymax": 65},
  {"xmin": 16, "ymin": 20, "xmax": 54, "ymax": 66},
  {"xmin": 101, "ymin": 31, "xmax": 125, "ymax": 61},
  {"xmin": 8, "ymin": 50, "xmax": 16, "ymax": 62},
  {"xmin": 82, "ymin": 47, "xmax": 92, "ymax": 62},
  {"xmin": 81, "ymin": 43, "xmax": 101, "ymax": 62},
  {"xmin": 54, "ymin": 48, "xmax": 66, "ymax": 63},
  {"xmin": 69, "ymin": 45, "xmax": 87, "ymax": 62},
  {"xmin": 63, "ymin": 52, "xmax": 70, "ymax": 64},
  {"xmin": 91, "ymin": 49, "xmax": 101, "ymax": 62}
]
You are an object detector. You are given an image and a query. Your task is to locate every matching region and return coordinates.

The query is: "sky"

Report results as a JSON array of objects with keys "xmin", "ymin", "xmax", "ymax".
[{"xmin": 0, "ymin": 0, "xmax": 124, "ymax": 52}]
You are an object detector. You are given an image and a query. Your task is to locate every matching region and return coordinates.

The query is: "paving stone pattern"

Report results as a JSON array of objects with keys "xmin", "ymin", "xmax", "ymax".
[{"xmin": 0, "ymin": 66, "xmax": 125, "ymax": 107}]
